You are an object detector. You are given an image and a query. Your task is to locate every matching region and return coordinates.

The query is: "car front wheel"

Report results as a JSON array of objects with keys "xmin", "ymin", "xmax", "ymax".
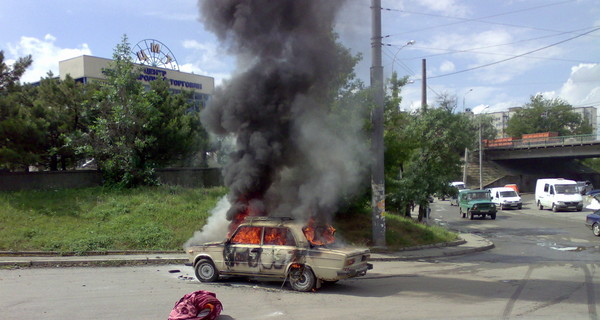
[
  {"xmin": 538, "ymin": 201, "xmax": 543, "ymax": 210},
  {"xmin": 289, "ymin": 265, "xmax": 316, "ymax": 292},
  {"xmin": 195, "ymin": 259, "xmax": 219, "ymax": 282},
  {"xmin": 593, "ymin": 223, "xmax": 600, "ymax": 237}
]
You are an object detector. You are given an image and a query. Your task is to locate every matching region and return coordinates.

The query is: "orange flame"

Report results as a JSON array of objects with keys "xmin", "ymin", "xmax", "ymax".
[
  {"xmin": 303, "ymin": 217, "xmax": 336, "ymax": 246},
  {"xmin": 230, "ymin": 226, "xmax": 262, "ymax": 244}
]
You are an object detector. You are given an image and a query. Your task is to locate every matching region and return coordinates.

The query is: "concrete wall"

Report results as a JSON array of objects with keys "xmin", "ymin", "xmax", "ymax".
[{"xmin": 0, "ymin": 168, "xmax": 223, "ymax": 192}]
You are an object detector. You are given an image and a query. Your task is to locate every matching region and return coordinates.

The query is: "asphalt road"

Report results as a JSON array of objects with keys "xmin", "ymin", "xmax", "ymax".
[{"xmin": 1, "ymin": 195, "xmax": 599, "ymax": 320}]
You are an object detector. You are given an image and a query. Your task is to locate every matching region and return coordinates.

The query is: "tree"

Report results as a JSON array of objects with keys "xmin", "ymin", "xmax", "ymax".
[
  {"xmin": 384, "ymin": 90, "xmax": 475, "ymax": 220},
  {"xmin": 0, "ymin": 51, "xmax": 48, "ymax": 171},
  {"xmin": 506, "ymin": 94, "xmax": 592, "ymax": 138},
  {"xmin": 34, "ymin": 73, "xmax": 93, "ymax": 170},
  {"xmin": 79, "ymin": 35, "xmax": 204, "ymax": 187}
]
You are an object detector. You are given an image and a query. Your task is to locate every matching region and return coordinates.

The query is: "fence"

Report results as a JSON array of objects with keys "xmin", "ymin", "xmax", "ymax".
[{"xmin": 0, "ymin": 168, "xmax": 223, "ymax": 192}]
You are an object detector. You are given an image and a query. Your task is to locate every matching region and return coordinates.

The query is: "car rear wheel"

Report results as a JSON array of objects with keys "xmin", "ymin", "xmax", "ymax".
[
  {"xmin": 491, "ymin": 213, "xmax": 496, "ymax": 220},
  {"xmin": 593, "ymin": 223, "xmax": 600, "ymax": 237},
  {"xmin": 289, "ymin": 265, "xmax": 316, "ymax": 292},
  {"xmin": 468, "ymin": 210, "xmax": 474, "ymax": 220},
  {"xmin": 195, "ymin": 259, "xmax": 219, "ymax": 282}
]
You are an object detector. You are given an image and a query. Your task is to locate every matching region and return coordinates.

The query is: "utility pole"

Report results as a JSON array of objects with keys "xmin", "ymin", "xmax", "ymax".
[
  {"xmin": 370, "ymin": 0, "xmax": 386, "ymax": 247},
  {"xmin": 421, "ymin": 59, "xmax": 427, "ymax": 110}
]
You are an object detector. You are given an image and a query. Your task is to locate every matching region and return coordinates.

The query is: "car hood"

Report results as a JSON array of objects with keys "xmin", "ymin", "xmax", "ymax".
[
  {"xmin": 554, "ymin": 194, "xmax": 583, "ymax": 201},
  {"xmin": 469, "ymin": 200, "xmax": 494, "ymax": 205},
  {"xmin": 500, "ymin": 196, "xmax": 521, "ymax": 202}
]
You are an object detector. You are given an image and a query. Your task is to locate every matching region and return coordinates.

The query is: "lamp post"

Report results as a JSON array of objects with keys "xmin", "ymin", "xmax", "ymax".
[
  {"xmin": 479, "ymin": 105, "xmax": 490, "ymax": 189},
  {"xmin": 390, "ymin": 40, "xmax": 415, "ymax": 76},
  {"xmin": 462, "ymin": 88, "xmax": 473, "ymax": 113},
  {"xmin": 462, "ymin": 89, "xmax": 473, "ymax": 186}
]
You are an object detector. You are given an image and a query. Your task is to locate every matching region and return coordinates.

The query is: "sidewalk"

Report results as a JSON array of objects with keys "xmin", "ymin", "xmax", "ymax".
[{"xmin": 0, "ymin": 233, "xmax": 493, "ymax": 268}]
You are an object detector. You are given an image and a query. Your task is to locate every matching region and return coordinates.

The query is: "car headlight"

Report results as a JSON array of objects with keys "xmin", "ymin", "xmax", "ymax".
[
  {"xmin": 556, "ymin": 201, "xmax": 564, "ymax": 205},
  {"xmin": 491, "ymin": 204, "xmax": 496, "ymax": 208}
]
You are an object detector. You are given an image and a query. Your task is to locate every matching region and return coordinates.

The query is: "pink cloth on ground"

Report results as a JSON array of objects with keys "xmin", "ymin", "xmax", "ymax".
[{"xmin": 168, "ymin": 290, "xmax": 223, "ymax": 320}]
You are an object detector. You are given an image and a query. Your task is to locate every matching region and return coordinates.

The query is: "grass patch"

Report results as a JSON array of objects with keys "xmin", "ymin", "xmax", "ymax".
[
  {"xmin": 334, "ymin": 211, "xmax": 457, "ymax": 250},
  {"xmin": 0, "ymin": 186, "xmax": 456, "ymax": 253},
  {"xmin": 0, "ymin": 186, "xmax": 227, "ymax": 253}
]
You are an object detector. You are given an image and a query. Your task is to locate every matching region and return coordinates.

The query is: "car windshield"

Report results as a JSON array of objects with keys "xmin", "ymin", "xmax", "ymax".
[
  {"xmin": 554, "ymin": 184, "xmax": 578, "ymax": 194},
  {"xmin": 500, "ymin": 191, "xmax": 517, "ymax": 197},
  {"xmin": 468, "ymin": 192, "xmax": 489, "ymax": 200}
]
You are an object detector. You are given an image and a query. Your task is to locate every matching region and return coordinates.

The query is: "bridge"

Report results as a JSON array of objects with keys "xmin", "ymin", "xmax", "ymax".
[{"xmin": 484, "ymin": 134, "xmax": 600, "ymax": 160}]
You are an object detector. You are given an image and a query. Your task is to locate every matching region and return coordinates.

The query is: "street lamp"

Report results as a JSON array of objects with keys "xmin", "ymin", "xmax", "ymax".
[
  {"xmin": 479, "ymin": 105, "xmax": 490, "ymax": 189},
  {"xmin": 462, "ymin": 89, "xmax": 473, "ymax": 186},
  {"xmin": 391, "ymin": 40, "xmax": 415, "ymax": 76},
  {"xmin": 462, "ymin": 88, "xmax": 473, "ymax": 113}
]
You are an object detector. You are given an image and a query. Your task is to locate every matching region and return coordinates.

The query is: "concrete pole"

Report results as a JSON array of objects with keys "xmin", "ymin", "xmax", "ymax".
[
  {"xmin": 421, "ymin": 59, "xmax": 427, "ymax": 110},
  {"xmin": 479, "ymin": 123, "xmax": 483, "ymax": 189},
  {"xmin": 370, "ymin": 0, "xmax": 386, "ymax": 247}
]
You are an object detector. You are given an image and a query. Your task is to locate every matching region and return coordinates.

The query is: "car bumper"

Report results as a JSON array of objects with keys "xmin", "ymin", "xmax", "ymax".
[
  {"xmin": 337, "ymin": 263, "xmax": 372, "ymax": 278},
  {"xmin": 500, "ymin": 202, "xmax": 521, "ymax": 208}
]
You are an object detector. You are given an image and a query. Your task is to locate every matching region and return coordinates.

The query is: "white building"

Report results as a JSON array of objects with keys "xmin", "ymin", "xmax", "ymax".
[{"xmin": 485, "ymin": 106, "xmax": 597, "ymax": 138}]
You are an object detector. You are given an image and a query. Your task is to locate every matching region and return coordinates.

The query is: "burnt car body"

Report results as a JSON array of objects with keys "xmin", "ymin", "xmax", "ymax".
[
  {"xmin": 186, "ymin": 217, "xmax": 371, "ymax": 292},
  {"xmin": 585, "ymin": 210, "xmax": 600, "ymax": 237}
]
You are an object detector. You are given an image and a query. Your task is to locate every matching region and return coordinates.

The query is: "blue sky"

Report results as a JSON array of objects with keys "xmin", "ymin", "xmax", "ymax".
[{"xmin": 2, "ymin": 0, "xmax": 599, "ymax": 113}]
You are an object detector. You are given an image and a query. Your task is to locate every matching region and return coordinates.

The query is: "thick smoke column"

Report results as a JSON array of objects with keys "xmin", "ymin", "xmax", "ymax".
[{"xmin": 194, "ymin": 0, "xmax": 368, "ymax": 240}]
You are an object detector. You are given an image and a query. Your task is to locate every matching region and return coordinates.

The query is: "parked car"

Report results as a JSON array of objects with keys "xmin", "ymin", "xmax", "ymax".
[
  {"xmin": 458, "ymin": 189, "xmax": 497, "ymax": 220},
  {"xmin": 585, "ymin": 210, "xmax": 600, "ymax": 236},
  {"xmin": 489, "ymin": 187, "xmax": 522, "ymax": 210},
  {"xmin": 186, "ymin": 216, "xmax": 372, "ymax": 292},
  {"xmin": 443, "ymin": 181, "xmax": 466, "ymax": 203},
  {"xmin": 577, "ymin": 180, "xmax": 594, "ymax": 195}
]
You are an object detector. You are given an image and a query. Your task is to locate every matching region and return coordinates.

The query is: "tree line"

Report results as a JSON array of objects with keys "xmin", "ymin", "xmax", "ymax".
[
  {"xmin": 0, "ymin": 35, "xmax": 591, "ymax": 214},
  {"xmin": 0, "ymin": 36, "xmax": 208, "ymax": 187}
]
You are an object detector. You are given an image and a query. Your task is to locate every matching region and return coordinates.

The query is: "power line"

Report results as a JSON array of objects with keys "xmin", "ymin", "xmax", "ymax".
[
  {"xmin": 384, "ymin": 25, "xmax": 598, "ymax": 64},
  {"xmin": 428, "ymin": 27, "xmax": 600, "ymax": 79},
  {"xmin": 382, "ymin": 0, "xmax": 581, "ymax": 38}
]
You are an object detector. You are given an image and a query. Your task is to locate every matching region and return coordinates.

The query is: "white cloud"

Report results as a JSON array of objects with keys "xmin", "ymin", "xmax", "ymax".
[
  {"xmin": 439, "ymin": 60, "xmax": 455, "ymax": 73},
  {"xmin": 556, "ymin": 63, "xmax": 600, "ymax": 107},
  {"xmin": 180, "ymin": 39, "xmax": 234, "ymax": 86},
  {"xmin": 414, "ymin": 0, "xmax": 470, "ymax": 17},
  {"xmin": 7, "ymin": 34, "xmax": 91, "ymax": 83},
  {"xmin": 424, "ymin": 28, "xmax": 563, "ymax": 84}
]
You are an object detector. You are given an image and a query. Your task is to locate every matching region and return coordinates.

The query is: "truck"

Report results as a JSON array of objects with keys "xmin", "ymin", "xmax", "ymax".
[
  {"xmin": 535, "ymin": 178, "xmax": 583, "ymax": 212},
  {"xmin": 458, "ymin": 189, "xmax": 497, "ymax": 220}
]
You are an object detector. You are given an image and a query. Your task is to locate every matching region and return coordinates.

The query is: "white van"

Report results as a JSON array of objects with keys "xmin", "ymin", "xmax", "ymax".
[
  {"xmin": 535, "ymin": 178, "xmax": 583, "ymax": 212},
  {"xmin": 490, "ymin": 187, "xmax": 522, "ymax": 210}
]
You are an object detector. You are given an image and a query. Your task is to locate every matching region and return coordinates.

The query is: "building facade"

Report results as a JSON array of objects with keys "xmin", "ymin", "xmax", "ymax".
[{"xmin": 59, "ymin": 55, "xmax": 214, "ymax": 110}]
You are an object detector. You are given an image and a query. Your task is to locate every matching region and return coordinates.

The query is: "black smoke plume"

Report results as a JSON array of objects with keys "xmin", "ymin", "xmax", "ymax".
[{"xmin": 190, "ymin": 0, "xmax": 369, "ymax": 242}]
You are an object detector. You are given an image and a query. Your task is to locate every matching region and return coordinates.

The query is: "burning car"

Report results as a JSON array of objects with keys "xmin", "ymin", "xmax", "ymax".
[{"xmin": 186, "ymin": 216, "xmax": 372, "ymax": 292}]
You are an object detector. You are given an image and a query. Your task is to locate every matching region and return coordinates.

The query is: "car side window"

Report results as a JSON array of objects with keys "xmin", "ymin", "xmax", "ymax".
[
  {"xmin": 263, "ymin": 227, "xmax": 296, "ymax": 246},
  {"xmin": 544, "ymin": 184, "xmax": 549, "ymax": 192},
  {"xmin": 230, "ymin": 226, "xmax": 262, "ymax": 245}
]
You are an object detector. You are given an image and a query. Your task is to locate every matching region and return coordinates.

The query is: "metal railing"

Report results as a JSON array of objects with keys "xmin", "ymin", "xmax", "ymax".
[{"xmin": 485, "ymin": 134, "xmax": 600, "ymax": 149}]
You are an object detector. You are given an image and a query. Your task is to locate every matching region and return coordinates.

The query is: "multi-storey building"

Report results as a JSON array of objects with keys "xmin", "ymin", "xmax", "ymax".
[{"xmin": 484, "ymin": 106, "xmax": 597, "ymax": 138}]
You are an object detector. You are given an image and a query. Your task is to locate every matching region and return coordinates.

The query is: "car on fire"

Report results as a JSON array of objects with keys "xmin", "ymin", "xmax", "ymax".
[
  {"xmin": 186, "ymin": 216, "xmax": 372, "ymax": 292},
  {"xmin": 458, "ymin": 189, "xmax": 497, "ymax": 220}
]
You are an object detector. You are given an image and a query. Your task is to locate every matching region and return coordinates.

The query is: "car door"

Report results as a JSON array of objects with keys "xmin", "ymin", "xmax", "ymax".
[
  {"xmin": 259, "ymin": 227, "xmax": 298, "ymax": 276},
  {"xmin": 224, "ymin": 225, "xmax": 264, "ymax": 275}
]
